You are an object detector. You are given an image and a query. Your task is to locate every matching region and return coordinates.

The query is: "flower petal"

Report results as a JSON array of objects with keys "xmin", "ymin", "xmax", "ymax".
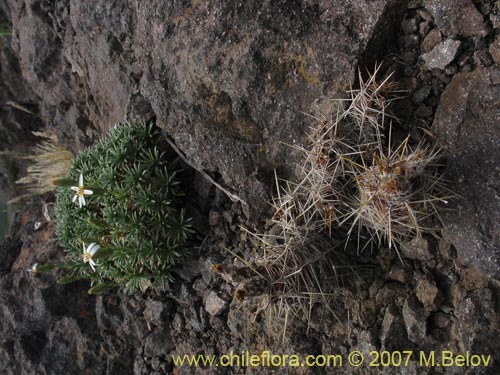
[
  {"xmin": 70, "ymin": 186, "xmax": 79, "ymax": 192},
  {"xmin": 89, "ymin": 260, "xmax": 96, "ymax": 272},
  {"xmin": 79, "ymin": 173, "xmax": 83, "ymax": 187},
  {"xmin": 72, "ymin": 194, "xmax": 78, "ymax": 203},
  {"xmin": 80, "ymin": 195, "xmax": 86, "ymax": 207},
  {"xmin": 83, "ymin": 189, "xmax": 93, "ymax": 195},
  {"xmin": 88, "ymin": 243, "xmax": 100, "ymax": 255}
]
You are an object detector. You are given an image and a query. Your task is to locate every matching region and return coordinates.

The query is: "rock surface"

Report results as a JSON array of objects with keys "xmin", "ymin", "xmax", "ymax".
[
  {"xmin": 3, "ymin": 0, "xmax": 407, "ymax": 216},
  {"xmin": 422, "ymin": 38, "xmax": 461, "ymax": 70},
  {"xmin": 423, "ymin": 0, "xmax": 489, "ymax": 38},
  {"xmin": 204, "ymin": 291, "xmax": 228, "ymax": 317},
  {"xmin": 433, "ymin": 67, "xmax": 500, "ymax": 280}
]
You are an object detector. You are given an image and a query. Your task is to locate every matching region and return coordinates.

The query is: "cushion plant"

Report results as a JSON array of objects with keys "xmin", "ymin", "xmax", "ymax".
[{"xmin": 55, "ymin": 122, "xmax": 193, "ymax": 294}]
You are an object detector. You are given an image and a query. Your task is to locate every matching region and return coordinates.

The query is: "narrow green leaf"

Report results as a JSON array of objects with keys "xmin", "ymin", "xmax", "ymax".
[
  {"xmin": 57, "ymin": 274, "xmax": 83, "ymax": 284},
  {"xmin": 88, "ymin": 283, "xmax": 115, "ymax": 294},
  {"xmin": 35, "ymin": 263, "xmax": 56, "ymax": 273}
]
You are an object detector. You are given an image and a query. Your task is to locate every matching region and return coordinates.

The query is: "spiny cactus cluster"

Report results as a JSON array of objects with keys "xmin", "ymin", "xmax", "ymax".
[
  {"xmin": 274, "ymin": 67, "xmax": 448, "ymax": 253},
  {"xmin": 254, "ymin": 66, "xmax": 450, "ymax": 333},
  {"xmin": 55, "ymin": 122, "xmax": 193, "ymax": 294}
]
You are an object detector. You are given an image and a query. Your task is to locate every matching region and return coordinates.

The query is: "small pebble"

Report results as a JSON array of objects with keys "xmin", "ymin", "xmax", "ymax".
[
  {"xmin": 421, "ymin": 29, "xmax": 442, "ymax": 52},
  {"xmin": 490, "ymin": 13, "xmax": 500, "ymax": 29},
  {"xmin": 477, "ymin": 2, "xmax": 491, "ymax": 15},
  {"xmin": 460, "ymin": 63, "xmax": 473, "ymax": 73},
  {"xmin": 403, "ymin": 66, "xmax": 414, "ymax": 77},
  {"xmin": 419, "ymin": 21, "xmax": 431, "ymax": 37},
  {"xmin": 408, "ymin": 0, "xmax": 423, "ymax": 9},
  {"xmin": 490, "ymin": 39, "xmax": 500, "ymax": 65},
  {"xmin": 438, "ymin": 73, "xmax": 450, "ymax": 84},
  {"xmin": 416, "ymin": 8, "xmax": 433, "ymax": 22},
  {"xmin": 401, "ymin": 50, "xmax": 417, "ymax": 65},
  {"xmin": 415, "ymin": 105, "xmax": 433, "ymax": 118},
  {"xmin": 444, "ymin": 63, "xmax": 457, "ymax": 75},
  {"xmin": 401, "ymin": 18, "xmax": 418, "ymax": 34},
  {"xmin": 432, "ymin": 312, "xmax": 450, "ymax": 329},
  {"xmin": 208, "ymin": 211, "xmax": 220, "ymax": 226},
  {"xmin": 412, "ymin": 85, "xmax": 431, "ymax": 103},
  {"xmin": 456, "ymin": 53, "xmax": 472, "ymax": 67},
  {"xmin": 417, "ymin": 71, "xmax": 433, "ymax": 83},
  {"xmin": 474, "ymin": 38, "xmax": 488, "ymax": 50},
  {"xmin": 473, "ymin": 49, "xmax": 493, "ymax": 67},
  {"xmin": 403, "ymin": 34, "xmax": 420, "ymax": 49},
  {"xmin": 431, "ymin": 81, "xmax": 441, "ymax": 95}
]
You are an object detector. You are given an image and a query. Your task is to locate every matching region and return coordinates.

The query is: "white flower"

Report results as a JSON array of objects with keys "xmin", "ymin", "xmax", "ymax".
[
  {"xmin": 83, "ymin": 242, "xmax": 100, "ymax": 272},
  {"xmin": 28, "ymin": 263, "xmax": 39, "ymax": 273},
  {"xmin": 70, "ymin": 173, "xmax": 93, "ymax": 208}
]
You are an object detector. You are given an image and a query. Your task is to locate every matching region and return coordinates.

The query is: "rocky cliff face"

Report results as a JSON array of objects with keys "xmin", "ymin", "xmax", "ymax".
[
  {"xmin": 2, "ymin": 0, "xmax": 407, "ymax": 214},
  {"xmin": 1, "ymin": 0, "xmax": 500, "ymax": 374}
]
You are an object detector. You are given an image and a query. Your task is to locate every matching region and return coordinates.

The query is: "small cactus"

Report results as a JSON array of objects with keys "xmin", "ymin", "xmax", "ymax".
[{"xmin": 252, "ymin": 65, "xmax": 450, "ymax": 336}]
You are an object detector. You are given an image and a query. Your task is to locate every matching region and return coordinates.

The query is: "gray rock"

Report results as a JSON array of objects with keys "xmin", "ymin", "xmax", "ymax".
[
  {"xmin": 143, "ymin": 328, "xmax": 173, "ymax": 357},
  {"xmin": 401, "ymin": 236, "xmax": 432, "ymax": 261},
  {"xmin": 171, "ymin": 313, "xmax": 185, "ymax": 334},
  {"xmin": 380, "ymin": 304, "xmax": 412, "ymax": 349},
  {"xmin": 143, "ymin": 300, "xmax": 166, "ymax": 328},
  {"xmin": 423, "ymin": 0, "xmax": 489, "ymax": 38},
  {"xmin": 433, "ymin": 66, "xmax": 500, "ymax": 279},
  {"xmin": 473, "ymin": 49, "xmax": 494, "ymax": 68},
  {"xmin": 422, "ymin": 39, "xmax": 461, "ymax": 70},
  {"xmin": 455, "ymin": 289, "xmax": 498, "ymax": 353},
  {"xmin": 205, "ymin": 291, "xmax": 228, "ymax": 316},
  {"xmin": 490, "ymin": 35, "xmax": 500, "ymax": 65},
  {"xmin": 491, "ymin": 13, "xmax": 500, "ymax": 29},
  {"xmin": 414, "ymin": 274, "xmax": 439, "ymax": 310},
  {"xmin": 173, "ymin": 258, "xmax": 202, "ymax": 283},
  {"xmin": 402, "ymin": 296, "xmax": 427, "ymax": 343},
  {"xmin": 184, "ymin": 305, "xmax": 207, "ymax": 333},
  {"xmin": 414, "ymin": 104, "xmax": 433, "ymax": 118}
]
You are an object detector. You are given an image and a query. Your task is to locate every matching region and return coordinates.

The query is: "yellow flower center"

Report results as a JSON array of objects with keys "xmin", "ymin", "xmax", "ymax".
[
  {"xmin": 84, "ymin": 252, "xmax": 93, "ymax": 262},
  {"xmin": 78, "ymin": 186, "xmax": 85, "ymax": 196}
]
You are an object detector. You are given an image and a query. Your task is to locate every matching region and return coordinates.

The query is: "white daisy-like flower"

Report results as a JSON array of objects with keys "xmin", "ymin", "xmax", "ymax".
[
  {"xmin": 83, "ymin": 242, "xmax": 100, "ymax": 272},
  {"xmin": 70, "ymin": 173, "xmax": 93, "ymax": 208}
]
